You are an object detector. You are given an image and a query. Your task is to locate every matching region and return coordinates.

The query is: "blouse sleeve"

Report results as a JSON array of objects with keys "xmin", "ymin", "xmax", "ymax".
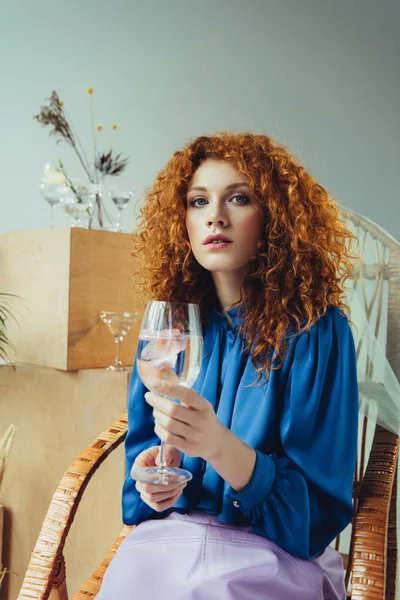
[
  {"xmin": 226, "ymin": 306, "xmax": 359, "ymax": 559},
  {"xmin": 122, "ymin": 355, "xmax": 160, "ymax": 525}
]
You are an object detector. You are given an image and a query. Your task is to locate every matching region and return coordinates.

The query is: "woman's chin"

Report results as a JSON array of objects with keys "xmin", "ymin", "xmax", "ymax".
[{"xmin": 201, "ymin": 258, "xmax": 250, "ymax": 274}]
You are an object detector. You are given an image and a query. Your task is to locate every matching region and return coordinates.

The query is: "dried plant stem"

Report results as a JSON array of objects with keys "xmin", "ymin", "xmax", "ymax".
[
  {"xmin": 0, "ymin": 293, "xmax": 19, "ymax": 360},
  {"xmin": 0, "ymin": 424, "xmax": 16, "ymax": 491},
  {"xmin": 0, "ymin": 564, "xmax": 17, "ymax": 586},
  {"xmin": 69, "ymin": 138, "xmax": 94, "ymax": 183},
  {"xmin": 57, "ymin": 162, "xmax": 78, "ymax": 196},
  {"xmin": 59, "ymin": 124, "xmax": 93, "ymax": 183},
  {"xmin": 93, "ymin": 193, "xmax": 104, "ymax": 228},
  {"xmin": 65, "ymin": 112, "xmax": 93, "ymax": 180},
  {"xmin": 89, "ymin": 95, "xmax": 98, "ymax": 184}
]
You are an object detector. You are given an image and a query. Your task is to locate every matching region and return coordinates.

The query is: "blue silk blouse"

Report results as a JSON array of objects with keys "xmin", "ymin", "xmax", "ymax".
[{"xmin": 122, "ymin": 304, "xmax": 358, "ymax": 560}]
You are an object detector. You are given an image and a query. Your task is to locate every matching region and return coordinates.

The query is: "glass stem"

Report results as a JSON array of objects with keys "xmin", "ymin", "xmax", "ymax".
[
  {"xmin": 96, "ymin": 193, "xmax": 104, "ymax": 228},
  {"xmin": 50, "ymin": 204, "xmax": 55, "ymax": 228},
  {"xmin": 117, "ymin": 208, "xmax": 122, "ymax": 231},
  {"xmin": 157, "ymin": 441, "xmax": 167, "ymax": 472},
  {"xmin": 114, "ymin": 336, "xmax": 121, "ymax": 368}
]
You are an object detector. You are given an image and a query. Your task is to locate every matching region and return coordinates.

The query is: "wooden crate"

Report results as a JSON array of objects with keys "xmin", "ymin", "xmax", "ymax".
[
  {"xmin": 0, "ymin": 364, "xmax": 130, "ymax": 600},
  {"xmin": 0, "ymin": 228, "xmax": 144, "ymax": 370}
]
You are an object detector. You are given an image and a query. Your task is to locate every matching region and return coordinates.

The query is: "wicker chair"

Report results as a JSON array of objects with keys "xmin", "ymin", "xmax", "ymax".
[{"xmin": 18, "ymin": 207, "xmax": 399, "ymax": 600}]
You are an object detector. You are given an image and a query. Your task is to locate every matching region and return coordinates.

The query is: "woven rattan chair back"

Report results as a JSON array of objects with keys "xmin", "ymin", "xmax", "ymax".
[{"xmin": 338, "ymin": 205, "xmax": 399, "ymax": 599}]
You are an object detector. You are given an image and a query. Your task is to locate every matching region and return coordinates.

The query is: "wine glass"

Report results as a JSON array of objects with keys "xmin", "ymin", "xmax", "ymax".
[
  {"xmin": 108, "ymin": 187, "xmax": 135, "ymax": 232},
  {"xmin": 100, "ymin": 311, "xmax": 140, "ymax": 371},
  {"xmin": 131, "ymin": 301, "xmax": 203, "ymax": 485},
  {"xmin": 40, "ymin": 182, "xmax": 68, "ymax": 228},
  {"xmin": 40, "ymin": 164, "xmax": 69, "ymax": 228},
  {"xmin": 63, "ymin": 182, "xmax": 95, "ymax": 228}
]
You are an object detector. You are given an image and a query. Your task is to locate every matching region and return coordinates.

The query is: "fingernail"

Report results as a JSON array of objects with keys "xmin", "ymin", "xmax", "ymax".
[{"xmin": 153, "ymin": 380, "xmax": 162, "ymax": 390}]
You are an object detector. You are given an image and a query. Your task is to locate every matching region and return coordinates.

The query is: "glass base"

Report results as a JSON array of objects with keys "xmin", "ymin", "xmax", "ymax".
[
  {"xmin": 131, "ymin": 466, "xmax": 193, "ymax": 485},
  {"xmin": 106, "ymin": 365, "xmax": 127, "ymax": 371}
]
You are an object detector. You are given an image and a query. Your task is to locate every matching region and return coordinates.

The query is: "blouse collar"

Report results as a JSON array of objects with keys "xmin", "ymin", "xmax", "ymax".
[{"xmin": 211, "ymin": 303, "xmax": 242, "ymax": 332}]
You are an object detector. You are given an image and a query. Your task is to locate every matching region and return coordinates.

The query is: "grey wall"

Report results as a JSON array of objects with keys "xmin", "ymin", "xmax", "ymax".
[{"xmin": 1, "ymin": 0, "xmax": 399, "ymax": 238}]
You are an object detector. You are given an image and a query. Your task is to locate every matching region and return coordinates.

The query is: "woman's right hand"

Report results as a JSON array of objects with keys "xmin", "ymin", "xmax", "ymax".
[{"xmin": 133, "ymin": 445, "xmax": 187, "ymax": 512}]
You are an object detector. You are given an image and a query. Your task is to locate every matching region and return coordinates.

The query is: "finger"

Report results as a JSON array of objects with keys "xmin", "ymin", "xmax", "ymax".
[
  {"xmin": 146, "ymin": 489, "xmax": 185, "ymax": 513},
  {"xmin": 153, "ymin": 408, "xmax": 191, "ymax": 438},
  {"xmin": 145, "ymin": 393, "xmax": 194, "ymax": 424},
  {"xmin": 151, "ymin": 381, "xmax": 203, "ymax": 409},
  {"xmin": 154, "ymin": 422, "xmax": 188, "ymax": 452},
  {"xmin": 158, "ymin": 445, "xmax": 182, "ymax": 467},
  {"xmin": 140, "ymin": 483, "xmax": 186, "ymax": 504},
  {"xmin": 133, "ymin": 450, "xmax": 159, "ymax": 468},
  {"xmin": 136, "ymin": 480, "xmax": 186, "ymax": 495},
  {"xmin": 134, "ymin": 444, "xmax": 179, "ymax": 468}
]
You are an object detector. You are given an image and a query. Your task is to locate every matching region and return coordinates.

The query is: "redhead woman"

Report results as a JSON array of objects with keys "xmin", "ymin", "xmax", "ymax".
[{"xmin": 96, "ymin": 132, "xmax": 359, "ymax": 600}]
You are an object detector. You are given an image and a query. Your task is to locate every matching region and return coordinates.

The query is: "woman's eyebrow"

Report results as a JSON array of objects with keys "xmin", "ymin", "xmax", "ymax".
[{"xmin": 187, "ymin": 182, "xmax": 249, "ymax": 193}]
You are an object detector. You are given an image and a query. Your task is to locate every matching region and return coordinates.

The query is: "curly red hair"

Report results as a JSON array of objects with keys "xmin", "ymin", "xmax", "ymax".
[{"xmin": 133, "ymin": 132, "xmax": 360, "ymax": 383}]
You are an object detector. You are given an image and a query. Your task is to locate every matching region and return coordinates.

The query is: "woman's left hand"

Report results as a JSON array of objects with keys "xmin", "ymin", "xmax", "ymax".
[{"xmin": 144, "ymin": 379, "xmax": 225, "ymax": 461}]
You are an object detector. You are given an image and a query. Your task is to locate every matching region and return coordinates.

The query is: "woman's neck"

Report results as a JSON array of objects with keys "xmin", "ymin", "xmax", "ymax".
[{"xmin": 212, "ymin": 269, "xmax": 247, "ymax": 313}]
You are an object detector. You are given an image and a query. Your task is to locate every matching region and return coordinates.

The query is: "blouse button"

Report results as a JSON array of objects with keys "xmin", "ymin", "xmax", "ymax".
[{"xmin": 233, "ymin": 500, "xmax": 240, "ymax": 508}]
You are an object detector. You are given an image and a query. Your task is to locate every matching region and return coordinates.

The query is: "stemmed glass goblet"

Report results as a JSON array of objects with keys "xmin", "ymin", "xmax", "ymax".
[
  {"xmin": 40, "ymin": 182, "xmax": 68, "ymax": 228},
  {"xmin": 40, "ymin": 165, "xmax": 69, "ymax": 228},
  {"xmin": 108, "ymin": 187, "xmax": 135, "ymax": 232},
  {"xmin": 131, "ymin": 301, "xmax": 203, "ymax": 486},
  {"xmin": 63, "ymin": 182, "xmax": 96, "ymax": 228},
  {"xmin": 100, "ymin": 311, "xmax": 140, "ymax": 371}
]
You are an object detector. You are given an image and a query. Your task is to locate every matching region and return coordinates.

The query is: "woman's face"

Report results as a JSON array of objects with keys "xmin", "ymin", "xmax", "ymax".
[{"xmin": 185, "ymin": 159, "xmax": 265, "ymax": 275}]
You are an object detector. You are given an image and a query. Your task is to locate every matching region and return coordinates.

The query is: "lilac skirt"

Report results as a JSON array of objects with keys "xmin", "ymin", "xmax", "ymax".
[{"xmin": 96, "ymin": 511, "xmax": 346, "ymax": 600}]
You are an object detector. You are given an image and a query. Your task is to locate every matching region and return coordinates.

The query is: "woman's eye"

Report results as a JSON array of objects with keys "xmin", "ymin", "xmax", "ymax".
[
  {"xmin": 189, "ymin": 197, "xmax": 208, "ymax": 207},
  {"xmin": 188, "ymin": 194, "xmax": 250, "ymax": 207},
  {"xmin": 230, "ymin": 194, "xmax": 250, "ymax": 204}
]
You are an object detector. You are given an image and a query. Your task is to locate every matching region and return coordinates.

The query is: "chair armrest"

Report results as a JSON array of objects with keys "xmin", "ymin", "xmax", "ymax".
[
  {"xmin": 350, "ymin": 425, "xmax": 399, "ymax": 600},
  {"xmin": 18, "ymin": 412, "xmax": 128, "ymax": 600}
]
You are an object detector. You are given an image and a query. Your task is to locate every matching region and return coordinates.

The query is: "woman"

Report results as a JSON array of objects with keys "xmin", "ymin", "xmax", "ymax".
[{"xmin": 97, "ymin": 132, "xmax": 359, "ymax": 599}]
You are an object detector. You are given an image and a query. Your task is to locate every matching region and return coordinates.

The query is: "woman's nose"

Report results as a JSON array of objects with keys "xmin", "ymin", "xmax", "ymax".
[
  {"xmin": 206, "ymin": 207, "xmax": 228, "ymax": 228},
  {"xmin": 207, "ymin": 217, "xmax": 226, "ymax": 227}
]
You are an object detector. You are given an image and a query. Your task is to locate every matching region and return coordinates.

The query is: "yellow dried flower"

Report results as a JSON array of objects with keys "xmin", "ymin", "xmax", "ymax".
[
  {"xmin": 96, "ymin": 125, "xmax": 102, "ymax": 131},
  {"xmin": 59, "ymin": 100, "xmax": 64, "ymax": 106},
  {"xmin": 87, "ymin": 87, "xmax": 94, "ymax": 95},
  {"xmin": 112, "ymin": 124, "xmax": 117, "ymax": 130}
]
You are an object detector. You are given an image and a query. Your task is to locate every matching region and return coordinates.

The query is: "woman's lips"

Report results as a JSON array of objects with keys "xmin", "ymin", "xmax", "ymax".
[
  {"xmin": 204, "ymin": 241, "xmax": 232, "ymax": 250},
  {"xmin": 203, "ymin": 234, "xmax": 233, "ymax": 245}
]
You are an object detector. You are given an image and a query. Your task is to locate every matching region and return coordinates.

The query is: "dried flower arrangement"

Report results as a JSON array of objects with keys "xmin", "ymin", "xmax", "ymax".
[{"xmin": 34, "ymin": 88, "xmax": 129, "ymax": 228}]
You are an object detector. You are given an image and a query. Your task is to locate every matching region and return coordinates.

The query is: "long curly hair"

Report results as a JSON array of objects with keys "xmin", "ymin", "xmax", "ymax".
[{"xmin": 133, "ymin": 132, "xmax": 360, "ymax": 383}]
